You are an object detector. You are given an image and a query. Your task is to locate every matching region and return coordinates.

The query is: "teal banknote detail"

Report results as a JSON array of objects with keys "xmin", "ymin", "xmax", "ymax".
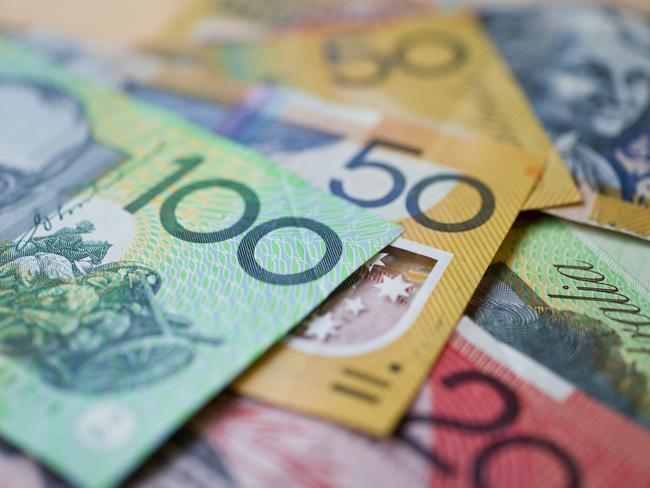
[{"xmin": 0, "ymin": 39, "xmax": 401, "ymax": 488}]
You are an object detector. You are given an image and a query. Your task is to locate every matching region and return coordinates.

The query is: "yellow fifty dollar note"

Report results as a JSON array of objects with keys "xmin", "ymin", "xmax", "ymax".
[
  {"xmin": 217, "ymin": 86, "xmax": 543, "ymax": 435},
  {"xmin": 158, "ymin": 13, "xmax": 580, "ymax": 210}
]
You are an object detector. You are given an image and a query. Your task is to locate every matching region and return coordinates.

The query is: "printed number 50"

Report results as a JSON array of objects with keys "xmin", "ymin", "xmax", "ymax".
[{"xmin": 331, "ymin": 139, "xmax": 495, "ymax": 232}]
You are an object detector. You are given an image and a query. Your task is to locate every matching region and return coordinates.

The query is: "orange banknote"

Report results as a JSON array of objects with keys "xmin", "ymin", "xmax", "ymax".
[{"xmin": 216, "ymin": 86, "xmax": 543, "ymax": 434}]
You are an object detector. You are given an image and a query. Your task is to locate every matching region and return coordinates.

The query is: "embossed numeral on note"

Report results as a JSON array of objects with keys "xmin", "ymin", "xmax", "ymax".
[
  {"xmin": 331, "ymin": 139, "xmax": 416, "ymax": 207},
  {"xmin": 406, "ymin": 174, "xmax": 495, "ymax": 233}
]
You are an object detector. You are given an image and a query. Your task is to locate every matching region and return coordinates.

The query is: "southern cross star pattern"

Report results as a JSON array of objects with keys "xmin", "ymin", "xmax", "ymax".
[
  {"xmin": 304, "ymin": 312, "xmax": 343, "ymax": 342},
  {"xmin": 374, "ymin": 273, "xmax": 411, "ymax": 303},
  {"xmin": 343, "ymin": 297, "xmax": 366, "ymax": 316},
  {"xmin": 302, "ymin": 270, "xmax": 413, "ymax": 343}
]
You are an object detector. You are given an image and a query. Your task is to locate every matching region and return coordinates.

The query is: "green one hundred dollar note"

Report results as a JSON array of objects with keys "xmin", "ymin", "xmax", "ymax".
[{"xmin": 0, "ymin": 39, "xmax": 401, "ymax": 487}]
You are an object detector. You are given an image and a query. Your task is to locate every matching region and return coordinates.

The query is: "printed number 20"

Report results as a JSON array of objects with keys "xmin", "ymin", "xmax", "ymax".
[
  {"xmin": 399, "ymin": 371, "xmax": 580, "ymax": 487},
  {"xmin": 124, "ymin": 155, "xmax": 342, "ymax": 285}
]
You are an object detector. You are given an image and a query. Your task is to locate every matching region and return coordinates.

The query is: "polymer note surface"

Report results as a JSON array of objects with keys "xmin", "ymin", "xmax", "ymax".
[
  {"xmin": 469, "ymin": 215, "xmax": 650, "ymax": 427},
  {"xmin": 1, "ymin": 216, "xmax": 648, "ymax": 487},
  {"xmin": 160, "ymin": 319, "xmax": 650, "ymax": 488},
  {"xmin": 217, "ymin": 86, "xmax": 542, "ymax": 434},
  {"xmin": 0, "ymin": 41, "xmax": 399, "ymax": 487}
]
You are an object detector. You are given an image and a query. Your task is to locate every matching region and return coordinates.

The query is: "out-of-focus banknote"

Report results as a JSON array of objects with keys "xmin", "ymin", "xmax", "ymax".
[
  {"xmin": 0, "ymin": 40, "xmax": 400, "ymax": 487},
  {"xmin": 0, "ymin": 0, "xmax": 200, "ymax": 45},
  {"xmin": 160, "ymin": 13, "xmax": 581, "ymax": 211},
  {"xmin": 0, "ymin": 30, "xmax": 244, "ymax": 237},
  {"xmin": 136, "ymin": 321, "xmax": 650, "ymax": 487},
  {"xmin": 482, "ymin": 4, "xmax": 650, "ymax": 240},
  {"xmin": 4, "ymin": 29, "xmax": 246, "ymax": 131},
  {"xmin": 2, "ymin": 216, "xmax": 649, "ymax": 487},
  {"xmin": 161, "ymin": 0, "xmax": 436, "ymax": 43},
  {"xmin": 214, "ymin": 86, "xmax": 542, "ymax": 434},
  {"xmin": 448, "ymin": 0, "xmax": 650, "ymax": 15}
]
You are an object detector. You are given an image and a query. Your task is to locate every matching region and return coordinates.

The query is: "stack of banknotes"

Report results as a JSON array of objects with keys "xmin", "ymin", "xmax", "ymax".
[{"xmin": 0, "ymin": 1, "xmax": 648, "ymax": 486}]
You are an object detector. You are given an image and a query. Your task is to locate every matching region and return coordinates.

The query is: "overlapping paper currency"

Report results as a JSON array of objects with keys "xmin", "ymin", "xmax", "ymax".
[{"xmin": 0, "ymin": 1, "xmax": 648, "ymax": 486}]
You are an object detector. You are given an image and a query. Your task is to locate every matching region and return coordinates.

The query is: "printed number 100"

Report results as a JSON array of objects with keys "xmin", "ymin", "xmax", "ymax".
[{"xmin": 124, "ymin": 155, "xmax": 343, "ymax": 285}]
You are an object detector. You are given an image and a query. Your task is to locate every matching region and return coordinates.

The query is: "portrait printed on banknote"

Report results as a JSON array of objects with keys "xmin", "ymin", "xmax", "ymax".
[
  {"xmin": 482, "ymin": 5, "xmax": 650, "ymax": 237},
  {"xmin": 0, "ymin": 77, "xmax": 124, "ymax": 236}
]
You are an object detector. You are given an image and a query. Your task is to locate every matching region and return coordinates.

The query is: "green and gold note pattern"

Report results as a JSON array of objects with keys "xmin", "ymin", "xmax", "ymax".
[
  {"xmin": 160, "ymin": 13, "xmax": 581, "ymax": 211},
  {"xmin": 0, "ymin": 40, "xmax": 400, "ymax": 487}
]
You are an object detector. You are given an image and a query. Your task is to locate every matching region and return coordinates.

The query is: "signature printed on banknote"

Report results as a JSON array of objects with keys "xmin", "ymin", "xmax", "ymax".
[{"xmin": 1, "ymin": 214, "xmax": 649, "ymax": 487}]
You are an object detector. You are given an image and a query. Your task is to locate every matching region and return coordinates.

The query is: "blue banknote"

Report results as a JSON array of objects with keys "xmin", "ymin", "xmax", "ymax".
[{"xmin": 482, "ymin": 4, "xmax": 650, "ymax": 239}]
